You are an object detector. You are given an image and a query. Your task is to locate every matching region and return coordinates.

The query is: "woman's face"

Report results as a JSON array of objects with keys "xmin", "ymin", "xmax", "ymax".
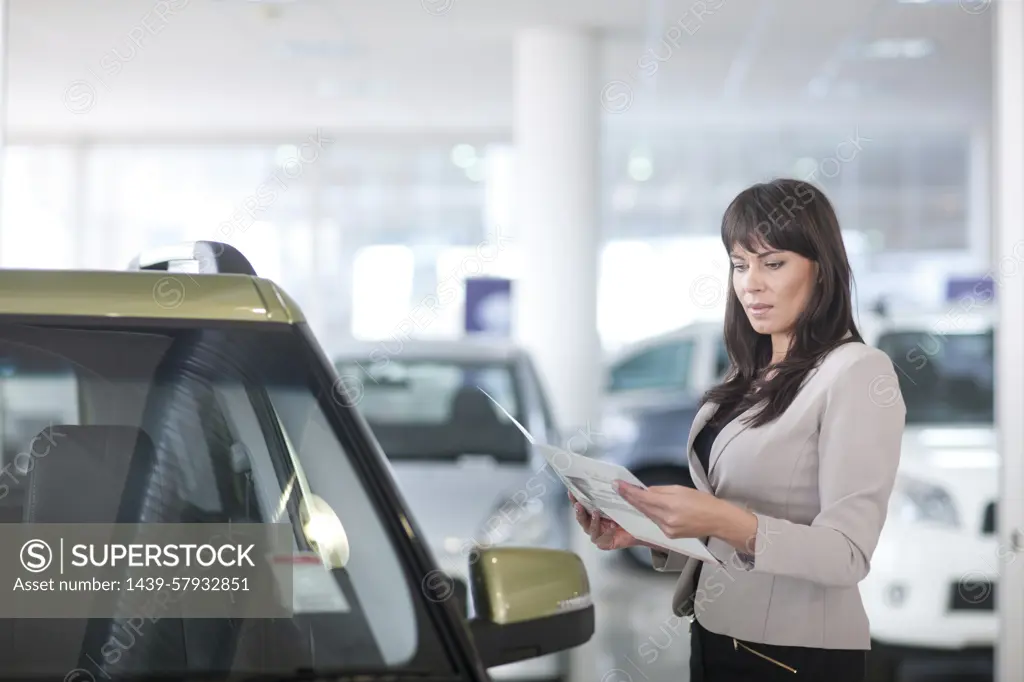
[{"xmin": 730, "ymin": 243, "xmax": 817, "ymax": 336}]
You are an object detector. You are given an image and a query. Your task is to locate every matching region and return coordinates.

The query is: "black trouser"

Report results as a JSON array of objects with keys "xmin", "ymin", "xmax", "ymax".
[{"xmin": 689, "ymin": 618, "xmax": 867, "ymax": 682}]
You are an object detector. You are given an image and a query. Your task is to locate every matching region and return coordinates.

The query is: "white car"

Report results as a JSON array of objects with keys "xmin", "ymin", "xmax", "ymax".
[
  {"xmin": 859, "ymin": 305, "xmax": 998, "ymax": 680},
  {"xmin": 333, "ymin": 338, "xmax": 574, "ymax": 682}
]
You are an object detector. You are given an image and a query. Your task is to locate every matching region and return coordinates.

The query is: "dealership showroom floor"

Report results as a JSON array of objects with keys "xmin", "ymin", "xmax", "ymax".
[{"xmin": 568, "ymin": 530, "xmax": 993, "ymax": 682}]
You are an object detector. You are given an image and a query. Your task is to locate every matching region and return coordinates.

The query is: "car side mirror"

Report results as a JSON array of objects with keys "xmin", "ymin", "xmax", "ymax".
[{"xmin": 467, "ymin": 547, "xmax": 594, "ymax": 668}]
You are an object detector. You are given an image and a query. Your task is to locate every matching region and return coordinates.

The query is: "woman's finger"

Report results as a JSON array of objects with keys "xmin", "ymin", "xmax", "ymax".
[
  {"xmin": 589, "ymin": 509, "xmax": 601, "ymax": 542},
  {"xmin": 618, "ymin": 485, "xmax": 656, "ymax": 514},
  {"xmin": 599, "ymin": 528, "xmax": 628, "ymax": 550},
  {"xmin": 575, "ymin": 505, "xmax": 594, "ymax": 533},
  {"xmin": 573, "ymin": 505, "xmax": 586, "ymax": 528},
  {"xmin": 596, "ymin": 528, "xmax": 618, "ymax": 550},
  {"xmin": 621, "ymin": 483, "xmax": 677, "ymax": 518},
  {"xmin": 616, "ymin": 481, "xmax": 645, "ymax": 504}
]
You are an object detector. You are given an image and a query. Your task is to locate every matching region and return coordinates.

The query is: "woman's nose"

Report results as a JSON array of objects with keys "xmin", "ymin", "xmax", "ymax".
[{"xmin": 741, "ymin": 270, "xmax": 765, "ymax": 292}]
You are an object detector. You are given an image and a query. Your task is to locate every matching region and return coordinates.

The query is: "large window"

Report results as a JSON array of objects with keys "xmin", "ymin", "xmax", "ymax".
[
  {"xmin": 602, "ymin": 131, "xmax": 970, "ymax": 251},
  {"xmin": 0, "ymin": 140, "xmax": 491, "ymax": 351},
  {"xmin": 0, "ymin": 146, "xmax": 77, "ymax": 270},
  {"xmin": 0, "ymin": 130, "xmax": 978, "ymax": 354}
]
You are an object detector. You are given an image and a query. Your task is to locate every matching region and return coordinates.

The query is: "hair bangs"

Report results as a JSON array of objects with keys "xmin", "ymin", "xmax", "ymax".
[{"xmin": 721, "ymin": 182, "xmax": 816, "ymax": 258}]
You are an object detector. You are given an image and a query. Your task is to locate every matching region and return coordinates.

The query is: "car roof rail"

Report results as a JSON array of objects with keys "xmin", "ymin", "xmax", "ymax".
[{"xmin": 127, "ymin": 241, "xmax": 258, "ymax": 276}]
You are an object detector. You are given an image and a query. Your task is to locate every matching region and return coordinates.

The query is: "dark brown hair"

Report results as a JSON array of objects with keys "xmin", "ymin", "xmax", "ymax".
[{"xmin": 703, "ymin": 178, "xmax": 862, "ymax": 427}]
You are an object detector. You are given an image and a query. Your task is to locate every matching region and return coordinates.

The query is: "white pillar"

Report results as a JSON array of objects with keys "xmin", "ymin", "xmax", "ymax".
[
  {"xmin": 512, "ymin": 26, "xmax": 602, "ymax": 436},
  {"xmin": 995, "ymin": 2, "xmax": 1024, "ymax": 680}
]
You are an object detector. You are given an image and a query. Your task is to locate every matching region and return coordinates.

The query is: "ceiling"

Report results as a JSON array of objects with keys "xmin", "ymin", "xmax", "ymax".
[{"xmin": 3, "ymin": 0, "xmax": 993, "ymax": 140}]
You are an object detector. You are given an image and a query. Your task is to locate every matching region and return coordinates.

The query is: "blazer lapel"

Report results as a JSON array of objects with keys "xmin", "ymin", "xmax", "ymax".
[
  {"xmin": 686, "ymin": 401, "xmax": 717, "ymax": 491},
  {"xmin": 707, "ymin": 407, "xmax": 753, "ymax": 479}
]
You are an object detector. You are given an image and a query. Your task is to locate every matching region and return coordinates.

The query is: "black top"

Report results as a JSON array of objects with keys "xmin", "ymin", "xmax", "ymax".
[
  {"xmin": 693, "ymin": 401, "xmax": 745, "ymax": 474},
  {"xmin": 692, "ymin": 401, "xmax": 745, "ymax": 588}
]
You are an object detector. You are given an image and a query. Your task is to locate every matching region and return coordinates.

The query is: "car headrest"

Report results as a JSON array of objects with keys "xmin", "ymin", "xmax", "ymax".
[
  {"xmin": 24, "ymin": 425, "xmax": 156, "ymax": 524},
  {"xmin": 449, "ymin": 386, "xmax": 502, "ymax": 424}
]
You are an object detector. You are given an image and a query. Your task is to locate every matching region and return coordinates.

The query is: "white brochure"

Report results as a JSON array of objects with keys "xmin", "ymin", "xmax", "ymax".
[{"xmin": 480, "ymin": 389, "xmax": 721, "ymax": 565}]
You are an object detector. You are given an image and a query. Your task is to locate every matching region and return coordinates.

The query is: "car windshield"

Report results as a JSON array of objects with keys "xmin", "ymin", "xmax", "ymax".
[
  {"xmin": 334, "ymin": 357, "xmax": 529, "ymax": 464},
  {"xmin": 0, "ymin": 319, "xmax": 456, "ymax": 679},
  {"xmin": 875, "ymin": 329, "xmax": 994, "ymax": 425}
]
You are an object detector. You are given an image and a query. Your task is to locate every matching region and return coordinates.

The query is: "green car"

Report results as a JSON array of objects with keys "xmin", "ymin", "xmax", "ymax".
[{"xmin": 0, "ymin": 241, "xmax": 594, "ymax": 680}]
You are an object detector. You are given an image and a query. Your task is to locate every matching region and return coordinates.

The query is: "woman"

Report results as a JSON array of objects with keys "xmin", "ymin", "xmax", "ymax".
[{"xmin": 572, "ymin": 178, "xmax": 906, "ymax": 681}]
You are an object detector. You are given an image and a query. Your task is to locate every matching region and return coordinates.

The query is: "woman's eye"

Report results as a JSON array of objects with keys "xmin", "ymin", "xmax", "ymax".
[{"xmin": 765, "ymin": 261, "xmax": 783, "ymax": 269}]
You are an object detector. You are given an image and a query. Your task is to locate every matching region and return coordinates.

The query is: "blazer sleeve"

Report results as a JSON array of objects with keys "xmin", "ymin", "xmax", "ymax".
[{"xmin": 738, "ymin": 348, "xmax": 906, "ymax": 586}]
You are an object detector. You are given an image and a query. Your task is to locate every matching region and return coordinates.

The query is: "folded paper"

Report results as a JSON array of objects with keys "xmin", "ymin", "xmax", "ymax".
[{"xmin": 478, "ymin": 388, "xmax": 721, "ymax": 565}]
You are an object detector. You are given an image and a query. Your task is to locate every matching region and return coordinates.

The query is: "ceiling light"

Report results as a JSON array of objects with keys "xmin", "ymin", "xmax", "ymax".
[
  {"xmin": 628, "ymin": 158, "xmax": 653, "ymax": 182},
  {"xmin": 627, "ymin": 148, "xmax": 654, "ymax": 182},
  {"xmin": 451, "ymin": 144, "xmax": 477, "ymax": 169},
  {"xmin": 863, "ymin": 39, "xmax": 935, "ymax": 60}
]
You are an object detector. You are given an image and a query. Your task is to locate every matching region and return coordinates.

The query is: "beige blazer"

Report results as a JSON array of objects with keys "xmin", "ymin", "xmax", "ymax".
[{"xmin": 651, "ymin": 340, "xmax": 906, "ymax": 650}]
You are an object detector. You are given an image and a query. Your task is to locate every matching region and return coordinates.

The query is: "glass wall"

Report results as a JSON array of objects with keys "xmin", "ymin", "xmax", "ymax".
[
  {"xmin": 0, "ymin": 128, "xmax": 979, "ymax": 354},
  {"xmin": 602, "ymin": 130, "xmax": 969, "ymax": 250}
]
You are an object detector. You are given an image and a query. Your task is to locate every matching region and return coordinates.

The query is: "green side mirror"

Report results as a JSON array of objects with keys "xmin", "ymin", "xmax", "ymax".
[{"xmin": 467, "ymin": 547, "xmax": 594, "ymax": 668}]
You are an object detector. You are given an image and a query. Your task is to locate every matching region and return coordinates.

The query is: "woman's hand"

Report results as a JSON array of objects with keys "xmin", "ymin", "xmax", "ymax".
[
  {"xmin": 615, "ymin": 481, "xmax": 758, "ymax": 551},
  {"xmin": 569, "ymin": 491, "xmax": 653, "ymax": 551}
]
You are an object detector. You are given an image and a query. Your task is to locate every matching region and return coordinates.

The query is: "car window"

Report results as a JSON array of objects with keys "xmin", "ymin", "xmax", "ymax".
[
  {"xmin": 335, "ymin": 357, "xmax": 530, "ymax": 464},
  {"xmin": 713, "ymin": 337, "xmax": 730, "ymax": 379},
  {"xmin": 607, "ymin": 339, "xmax": 695, "ymax": 393},
  {"xmin": 0, "ymin": 355, "xmax": 80, "ymax": 479},
  {"xmin": 875, "ymin": 329, "xmax": 994, "ymax": 425},
  {"xmin": 0, "ymin": 321, "xmax": 456, "ymax": 679}
]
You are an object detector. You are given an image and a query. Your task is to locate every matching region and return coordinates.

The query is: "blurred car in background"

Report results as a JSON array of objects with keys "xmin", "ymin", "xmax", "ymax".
[
  {"xmin": 334, "ymin": 339, "xmax": 573, "ymax": 681},
  {"xmin": 860, "ymin": 304, "xmax": 998, "ymax": 681},
  {"xmin": 599, "ymin": 321, "xmax": 728, "ymax": 567}
]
